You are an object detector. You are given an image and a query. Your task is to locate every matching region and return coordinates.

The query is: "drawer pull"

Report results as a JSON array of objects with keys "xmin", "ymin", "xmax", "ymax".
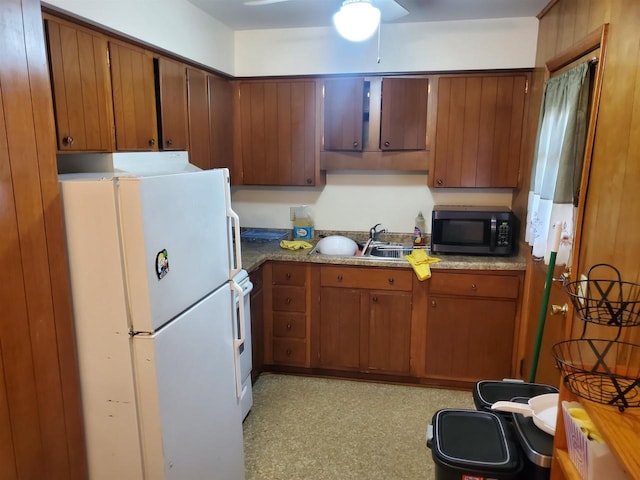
[
  {"xmin": 471, "ymin": 283, "xmax": 477, "ymax": 290},
  {"xmin": 286, "ymin": 348, "xmax": 292, "ymax": 356},
  {"xmin": 388, "ymin": 277, "xmax": 394, "ymax": 285},
  {"xmin": 337, "ymin": 275, "xmax": 343, "ymax": 282},
  {"xmin": 286, "ymin": 323, "xmax": 292, "ymax": 330},
  {"xmin": 431, "ymin": 299, "xmax": 437, "ymax": 307},
  {"xmin": 286, "ymin": 297, "xmax": 292, "ymax": 305},
  {"xmin": 286, "ymin": 272, "xmax": 291, "ymax": 280},
  {"xmin": 372, "ymin": 296, "xmax": 378, "ymax": 303}
]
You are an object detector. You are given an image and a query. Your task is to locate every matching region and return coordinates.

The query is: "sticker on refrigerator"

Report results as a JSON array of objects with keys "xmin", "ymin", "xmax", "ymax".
[{"xmin": 156, "ymin": 249, "xmax": 169, "ymax": 279}]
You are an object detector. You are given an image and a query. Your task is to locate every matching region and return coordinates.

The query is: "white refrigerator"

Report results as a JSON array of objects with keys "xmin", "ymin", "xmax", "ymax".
[{"xmin": 59, "ymin": 168, "xmax": 246, "ymax": 479}]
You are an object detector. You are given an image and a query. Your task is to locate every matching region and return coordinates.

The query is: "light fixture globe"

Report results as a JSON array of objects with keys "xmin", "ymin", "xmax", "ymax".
[{"xmin": 333, "ymin": 0, "xmax": 381, "ymax": 42}]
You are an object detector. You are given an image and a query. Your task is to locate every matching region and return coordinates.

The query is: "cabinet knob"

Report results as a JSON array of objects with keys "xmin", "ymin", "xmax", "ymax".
[
  {"xmin": 337, "ymin": 275, "xmax": 343, "ymax": 282},
  {"xmin": 436, "ymin": 179, "xmax": 444, "ymax": 186},
  {"xmin": 286, "ymin": 272, "xmax": 291, "ymax": 280},
  {"xmin": 166, "ymin": 139, "xmax": 173, "ymax": 146},
  {"xmin": 286, "ymin": 348, "xmax": 292, "ymax": 356},
  {"xmin": 372, "ymin": 296, "xmax": 378, "ymax": 303},
  {"xmin": 431, "ymin": 299, "xmax": 437, "ymax": 307},
  {"xmin": 286, "ymin": 323, "xmax": 292, "ymax": 330},
  {"xmin": 149, "ymin": 139, "xmax": 156, "ymax": 147},
  {"xmin": 306, "ymin": 178, "xmax": 313, "ymax": 184},
  {"xmin": 388, "ymin": 278, "xmax": 394, "ymax": 285},
  {"xmin": 352, "ymin": 141, "xmax": 359, "ymax": 148},
  {"xmin": 285, "ymin": 297, "xmax": 292, "ymax": 305},
  {"xmin": 63, "ymin": 136, "xmax": 74, "ymax": 145},
  {"xmin": 470, "ymin": 283, "xmax": 477, "ymax": 290},
  {"xmin": 383, "ymin": 141, "xmax": 390, "ymax": 147}
]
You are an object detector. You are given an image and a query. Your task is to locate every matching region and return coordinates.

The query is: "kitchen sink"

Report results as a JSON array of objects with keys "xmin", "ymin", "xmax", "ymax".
[{"xmin": 362, "ymin": 241, "xmax": 430, "ymax": 260}]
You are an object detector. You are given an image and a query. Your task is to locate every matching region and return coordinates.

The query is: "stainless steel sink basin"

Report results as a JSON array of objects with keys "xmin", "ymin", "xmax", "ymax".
[{"xmin": 362, "ymin": 241, "xmax": 430, "ymax": 260}]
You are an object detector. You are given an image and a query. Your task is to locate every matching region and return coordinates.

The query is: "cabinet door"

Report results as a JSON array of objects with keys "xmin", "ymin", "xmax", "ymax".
[
  {"xmin": 109, "ymin": 41, "xmax": 158, "ymax": 151},
  {"xmin": 186, "ymin": 67, "xmax": 211, "ymax": 169},
  {"xmin": 157, "ymin": 57, "xmax": 188, "ymax": 150},
  {"xmin": 425, "ymin": 296, "xmax": 516, "ymax": 383},
  {"xmin": 379, "ymin": 77, "xmax": 428, "ymax": 151},
  {"xmin": 239, "ymin": 80, "xmax": 318, "ymax": 186},
  {"xmin": 433, "ymin": 75, "xmax": 527, "ymax": 187},
  {"xmin": 208, "ymin": 75, "xmax": 234, "ymax": 170},
  {"xmin": 323, "ymin": 77, "xmax": 365, "ymax": 151},
  {"xmin": 362, "ymin": 290, "xmax": 412, "ymax": 374},
  {"xmin": 318, "ymin": 287, "xmax": 362, "ymax": 370},
  {"xmin": 45, "ymin": 17, "xmax": 114, "ymax": 151}
]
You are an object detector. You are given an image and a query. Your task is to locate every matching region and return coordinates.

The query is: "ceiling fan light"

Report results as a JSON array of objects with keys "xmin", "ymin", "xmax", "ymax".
[{"xmin": 333, "ymin": 0, "xmax": 381, "ymax": 42}]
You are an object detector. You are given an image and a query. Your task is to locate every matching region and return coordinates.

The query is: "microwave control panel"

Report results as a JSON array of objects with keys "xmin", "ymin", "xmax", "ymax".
[{"xmin": 497, "ymin": 222, "xmax": 511, "ymax": 246}]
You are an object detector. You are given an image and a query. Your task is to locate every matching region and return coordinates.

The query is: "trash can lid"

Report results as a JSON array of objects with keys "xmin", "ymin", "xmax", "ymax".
[
  {"xmin": 430, "ymin": 409, "xmax": 521, "ymax": 472},
  {"xmin": 474, "ymin": 380, "xmax": 558, "ymax": 412},
  {"xmin": 510, "ymin": 397, "xmax": 554, "ymax": 468}
]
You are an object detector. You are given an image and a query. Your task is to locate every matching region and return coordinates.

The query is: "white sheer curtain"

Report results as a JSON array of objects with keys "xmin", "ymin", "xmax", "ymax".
[{"xmin": 526, "ymin": 62, "xmax": 591, "ymax": 265}]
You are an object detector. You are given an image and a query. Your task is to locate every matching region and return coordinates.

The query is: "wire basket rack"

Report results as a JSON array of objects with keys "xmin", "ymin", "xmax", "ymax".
[
  {"xmin": 564, "ymin": 263, "xmax": 640, "ymax": 331},
  {"xmin": 553, "ymin": 339, "xmax": 640, "ymax": 411}
]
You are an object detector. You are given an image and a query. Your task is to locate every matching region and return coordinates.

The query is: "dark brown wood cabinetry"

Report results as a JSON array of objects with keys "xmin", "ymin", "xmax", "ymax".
[
  {"xmin": 380, "ymin": 77, "xmax": 429, "ymax": 151},
  {"xmin": 424, "ymin": 271, "xmax": 521, "ymax": 386},
  {"xmin": 44, "ymin": 16, "xmax": 114, "ymax": 152},
  {"xmin": 249, "ymin": 268, "xmax": 264, "ymax": 382},
  {"xmin": 237, "ymin": 80, "xmax": 321, "ymax": 186},
  {"xmin": 323, "ymin": 77, "xmax": 365, "ymax": 151},
  {"xmin": 156, "ymin": 56, "xmax": 188, "ymax": 150},
  {"xmin": 109, "ymin": 41, "xmax": 158, "ymax": 151},
  {"xmin": 432, "ymin": 74, "xmax": 528, "ymax": 187},
  {"xmin": 264, "ymin": 262, "xmax": 309, "ymax": 367},
  {"xmin": 186, "ymin": 67, "xmax": 211, "ymax": 169},
  {"xmin": 314, "ymin": 265, "xmax": 413, "ymax": 375}
]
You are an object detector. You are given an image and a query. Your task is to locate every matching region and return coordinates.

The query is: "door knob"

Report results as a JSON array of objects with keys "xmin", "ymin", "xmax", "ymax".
[{"xmin": 551, "ymin": 304, "xmax": 568, "ymax": 316}]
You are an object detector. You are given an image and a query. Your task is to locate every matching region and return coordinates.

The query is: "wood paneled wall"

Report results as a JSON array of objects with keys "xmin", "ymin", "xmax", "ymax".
[
  {"xmin": 0, "ymin": 0, "xmax": 87, "ymax": 478},
  {"xmin": 515, "ymin": 0, "xmax": 640, "ymax": 344}
]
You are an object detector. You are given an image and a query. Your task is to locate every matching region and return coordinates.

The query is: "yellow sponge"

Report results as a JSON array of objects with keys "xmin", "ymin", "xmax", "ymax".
[
  {"xmin": 404, "ymin": 249, "xmax": 441, "ymax": 281},
  {"xmin": 280, "ymin": 240, "xmax": 313, "ymax": 250}
]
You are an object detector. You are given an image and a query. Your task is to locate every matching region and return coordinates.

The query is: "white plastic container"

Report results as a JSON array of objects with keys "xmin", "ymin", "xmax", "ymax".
[{"xmin": 291, "ymin": 205, "xmax": 313, "ymax": 241}]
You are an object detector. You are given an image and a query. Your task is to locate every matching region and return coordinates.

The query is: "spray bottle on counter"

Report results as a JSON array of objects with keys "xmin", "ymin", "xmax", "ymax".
[{"xmin": 413, "ymin": 211, "xmax": 426, "ymax": 246}]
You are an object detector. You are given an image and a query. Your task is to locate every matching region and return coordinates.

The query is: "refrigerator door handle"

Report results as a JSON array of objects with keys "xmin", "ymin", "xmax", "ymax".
[
  {"xmin": 231, "ymin": 280, "xmax": 245, "ymax": 400},
  {"xmin": 222, "ymin": 169, "xmax": 242, "ymax": 278}
]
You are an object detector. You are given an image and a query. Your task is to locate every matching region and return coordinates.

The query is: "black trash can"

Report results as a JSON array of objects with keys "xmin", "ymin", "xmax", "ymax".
[
  {"xmin": 427, "ymin": 409, "xmax": 522, "ymax": 480},
  {"xmin": 473, "ymin": 380, "xmax": 558, "ymax": 417},
  {"xmin": 510, "ymin": 397, "xmax": 553, "ymax": 480}
]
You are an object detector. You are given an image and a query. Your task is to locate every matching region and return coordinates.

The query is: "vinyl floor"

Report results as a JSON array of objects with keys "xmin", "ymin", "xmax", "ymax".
[{"xmin": 242, "ymin": 374, "xmax": 474, "ymax": 480}]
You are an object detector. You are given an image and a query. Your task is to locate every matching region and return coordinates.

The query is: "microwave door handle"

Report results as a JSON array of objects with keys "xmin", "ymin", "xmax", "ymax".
[{"xmin": 490, "ymin": 217, "xmax": 497, "ymax": 251}]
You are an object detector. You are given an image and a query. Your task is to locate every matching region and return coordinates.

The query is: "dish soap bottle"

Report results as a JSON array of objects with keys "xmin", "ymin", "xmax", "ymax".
[
  {"xmin": 413, "ymin": 211, "xmax": 426, "ymax": 246},
  {"xmin": 292, "ymin": 205, "xmax": 314, "ymax": 241}
]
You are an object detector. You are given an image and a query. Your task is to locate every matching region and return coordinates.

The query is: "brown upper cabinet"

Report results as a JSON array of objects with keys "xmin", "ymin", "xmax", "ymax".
[
  {"xmin": 109, "ymin": 41, "xmax": 158, "ymax": 151},
  {"xmin": 432, "ymin": 74, "xmax": 528, "ymax": 188},
  {"xmin": 379, "ymin": 77, "xmax": 429, "ymax": 151},
  {"xmin": 186, "ymin": 67, "xmax": 233, "ymax": 172},
  {"xmin": 323, "ymin": 77, "xmax": 366, "ymax": 152},
  {"xmin": 44, "ymin": 16, "xmax": 114, "ymax": 152},
  {"xmin": 156, "ymin": 57, "xmax": 188, "ymax": 151},
  {"xmin": 236, "ymin": 79, "xmax": 322, "ymax": 186}
]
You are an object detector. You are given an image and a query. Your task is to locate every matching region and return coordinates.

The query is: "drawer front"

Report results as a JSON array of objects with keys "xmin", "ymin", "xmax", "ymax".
[
  {"xmin": 429, "ymin": 272, "xmax": 520, "ymax": 299},
  {"xmin": 272, "ymin": 263, "xmax": 307, "ymax": 286},
  {"xmin": 273, "ymin": 312, "xmax": 306, "ymax": 339},
  {"xmin": 320, "ymin": 266, "xmax": 412, "ymax": 291},
  {"xmin": 272, "ymin": 286, "xmax": 306, "ymax": 312},
  {"xmin": 272, "ymin": 338, "xmax": 307, "ymax": 366}
]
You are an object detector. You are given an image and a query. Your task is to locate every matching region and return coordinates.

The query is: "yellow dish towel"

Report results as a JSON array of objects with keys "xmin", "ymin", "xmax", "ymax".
[
  {"xmin": 280, "ymin": 240, "xmax": 313, "ymax": 250},
  {"xmin": 404, "ymin": 249, "xmax": 441, "ymax": 281},
  {"xmin": 569, "ymin": 407, "xmax": 604, "ymax": 442}
]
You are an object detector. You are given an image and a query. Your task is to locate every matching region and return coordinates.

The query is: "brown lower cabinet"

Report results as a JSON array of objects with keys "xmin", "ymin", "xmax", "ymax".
[
  {"xmin": 249, "ymin": 267, "xmax": 264, "ymax": 382},
  {"xmin": 259, "ymin": 262, "xmax": 523, "ymax": 386}
]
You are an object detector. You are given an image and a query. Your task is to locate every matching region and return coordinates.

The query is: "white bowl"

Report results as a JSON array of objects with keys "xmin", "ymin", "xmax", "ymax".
[{"xmin": 316, "ymin": 235, "xmax": 358, "ymax": 256}]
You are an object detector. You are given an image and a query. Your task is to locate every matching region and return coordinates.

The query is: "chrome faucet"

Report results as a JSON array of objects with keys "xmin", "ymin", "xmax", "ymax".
[{"xmin": 369, "ymin": 223, "xmax": 386, "ymax": 242}]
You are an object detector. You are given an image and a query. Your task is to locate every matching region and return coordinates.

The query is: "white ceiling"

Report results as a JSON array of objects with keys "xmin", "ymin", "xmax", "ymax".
[{"xmin": 187, "ymin": 0, "xmax": 549, "ymax": 31}]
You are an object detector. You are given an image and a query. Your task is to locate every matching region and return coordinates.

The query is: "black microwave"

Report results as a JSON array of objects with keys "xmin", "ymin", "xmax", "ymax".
[{"xmin": 431, "ymin": 206, "xmax": 517, "ymax": 256}]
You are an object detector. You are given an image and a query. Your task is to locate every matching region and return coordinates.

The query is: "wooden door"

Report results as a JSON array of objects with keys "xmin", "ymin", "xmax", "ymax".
[
  {"xmin": 157, "ymin": 57, "xmax": 188, "ymax": 150},
  {"xmin": 208, "ymin": 75, "xmax": 234, "ymax": 171},
  {"xmin": 109, "ymin": 41, "xmax": 158, "ymax": 150},
  {"xmin": 362, "ymin": 290, "xmax": 412, "ymax": 374},
  {"xmin": 44, "ymin": 16, "xmax": 114, "ymax": 151},
  {"xmin": 433, "ymin": 75, "xmax": 527, "ymax": 187},
  {"xmin": 1, "ymin": 0, "xmax": 86, "ymax": 476},
  {"xmin": 323, "ymin": 77, "xmax": 365, "ymax": 151},
  {"xmin": 318, "ymin": 287, "xmax": 362, "ymax": 370},
  {"xmin": 379, "ymin": 77, "xmax": 428, "ymax": 151},
  {"xmin": 238, "ymin": 80, "xmax": 318, "ymax": 186},
  {"xmin": 186, "ymin": 67, "xmax": 211, "ymax": 169},
  {"xmin": 425, "ymin": 296, "xmax": 517, "ymax": 383}
]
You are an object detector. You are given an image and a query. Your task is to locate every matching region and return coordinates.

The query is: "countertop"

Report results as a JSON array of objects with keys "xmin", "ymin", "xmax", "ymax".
[{"xmin": 240, "ymin": 237, "xmax": 527, "ymax": 274}]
